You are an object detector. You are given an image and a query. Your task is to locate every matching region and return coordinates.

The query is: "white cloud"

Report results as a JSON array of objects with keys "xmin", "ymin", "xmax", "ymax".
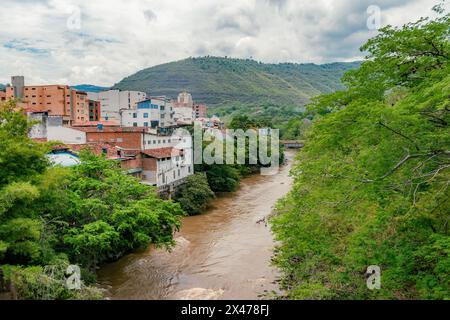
[{"xmin": 0, "ymin": 0, "xmax": 445, "ymax": 86}]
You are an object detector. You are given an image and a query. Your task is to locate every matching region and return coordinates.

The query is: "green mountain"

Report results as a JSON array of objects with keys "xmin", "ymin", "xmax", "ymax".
[
  {"xmin": 113, "ymin": 57, "xmax": 360, "ymax": 109},
  {"xmin": 71, "ymin": 84, "xmax": 110, "ymax": 93}
]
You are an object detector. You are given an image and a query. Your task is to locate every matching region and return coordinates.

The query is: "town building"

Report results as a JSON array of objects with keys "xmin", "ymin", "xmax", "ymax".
[
  {"xmin": 140, "ymin": 128, "xmax": 193, "ymax": 188},
  {"xmin": 194, "ymin": 116, "xmax": 224, "ymax": 129},
  {"xmin": 17, "ymin": 81, "xmax": 195, "ymax": 192},
  {"xmin": 75, "ymin": 126, "xmax": 148, "ymax": 150},
  {"xmin": 11, "ymin": 76, "xmax": 24, "ymax": 99},
  {"xmin": 4, "ymin": 77, "xmax": 89, "ymax": 124},
  {"xmin": 141, "ymin": 147, "xmax": 192, "ymax": 188},
  {"xmin": 193, "ymin": 103, "xmax": 207, "ymax": 118},
  {"xmin": 120, "ymin": 97, "xmax": 175, "ymax": 128},
  {"xmin": 173, "ymin": 105, "xmax": 195, "ymax": 125},
  {"xmin": 28, "ymin": 112, "xmax": 87, "ymax": 144},
  {"xmin": 87, "ymin": 89, "xmax": 147, "ymax": 121},
  {"xmin": 174, "ymin": 91, "xmax": 208, "ymax": 119},
  {"xmin": 46, "ymin": 125, "xmax": 194, "ymax": 190},
  {"xmin": 177, "ymin": 90, "xmax": 194, "ymax": 107}
]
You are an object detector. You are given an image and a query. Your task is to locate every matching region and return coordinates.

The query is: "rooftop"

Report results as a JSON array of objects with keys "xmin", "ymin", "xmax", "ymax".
[
  {"xmin": 71, "ymin": 126, "xmax": 150, "ymax": 133},
  {"xmin": 142, "ymin": 147, "xmax": 183, "ymax": 159},
  {"xmin": 71, "ymin": 120, "xmax": 120, "ymax": 127}
]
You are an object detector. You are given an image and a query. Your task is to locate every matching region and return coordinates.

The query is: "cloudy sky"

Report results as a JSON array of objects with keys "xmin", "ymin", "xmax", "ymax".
[{"xmin": 0, "ymin": 0, "xmax": 446, "ymax": 86}]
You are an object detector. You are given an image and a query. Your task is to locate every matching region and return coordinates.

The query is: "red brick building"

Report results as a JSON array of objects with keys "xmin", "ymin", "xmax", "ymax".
[
  {"xmin": 193, "ymin": 103, "xmax": 207, "ymax": 118},
  {"xmin": 73, "ymin": 127, "xmax": 148, "ymax": 150}
]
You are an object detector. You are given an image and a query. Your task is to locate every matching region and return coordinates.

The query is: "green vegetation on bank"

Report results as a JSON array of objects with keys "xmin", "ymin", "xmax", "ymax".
[
  {"xmin": 174, "ymin": 173, "xmax": 215, "ymax": 215},
  {"xmin": 0, "ymin": 101, "xmax": 185, "ymax": 299},
  {"xmin": 197, "ymin": 116, "xmax": 284, "ymax": 190},
  {"xmin": 271, "ymin": 9, "xmax": 450, "ymax": 299},
  {"xmin": 175, "ymin": 117, "xmax": 285, "ymax": 215}
]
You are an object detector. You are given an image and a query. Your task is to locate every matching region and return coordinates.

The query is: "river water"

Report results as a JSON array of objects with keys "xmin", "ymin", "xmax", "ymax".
[{"xmin": 97, "ymin": 151, "xmax": 295, "ymax": 300}]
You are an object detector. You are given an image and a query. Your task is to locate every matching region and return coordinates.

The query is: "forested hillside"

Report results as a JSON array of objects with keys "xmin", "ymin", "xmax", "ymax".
[
  {"xmin": 271, "ymin": 10, "xmax": 450, "ymax": 299},
  {"xmin": 113, "ymin": 57, "xmax": 360, "ymax": 109}
]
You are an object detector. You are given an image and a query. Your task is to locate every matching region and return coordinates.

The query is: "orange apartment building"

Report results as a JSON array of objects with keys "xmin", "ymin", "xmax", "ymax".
[{"xmin": 6, "ymin": 83, "xmax": 89, "ymax": 124}]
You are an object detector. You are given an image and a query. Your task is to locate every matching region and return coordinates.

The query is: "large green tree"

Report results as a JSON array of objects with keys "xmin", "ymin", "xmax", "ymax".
[
  {"xmin": 271, "ymin": 9, "xmax": 449, "ymax": 299},
  {"xmin": 174, "ymin": 173, "xmax": 215, "ymax": 215},
  {"xmin": 0, "ymin": 101, "xmax": 185, "ymax": 299}
]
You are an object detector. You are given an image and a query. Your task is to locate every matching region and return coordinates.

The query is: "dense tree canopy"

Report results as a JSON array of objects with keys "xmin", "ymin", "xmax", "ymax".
[
  {"xmin": 271, "ymin": 10, "xmax": 449, "ymax": 299},
  {"xmin": 0, "ymin": 102, "xmax": 185, "ymax": 298},
  {"xmin": 174, "ymin": 173, "xmax": 215, "ymax": 215}
]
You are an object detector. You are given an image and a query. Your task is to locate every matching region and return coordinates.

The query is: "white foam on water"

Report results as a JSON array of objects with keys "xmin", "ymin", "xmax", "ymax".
[{"xmin": 174, "ymin": 288, "xmax": 225, "ymax": 300}]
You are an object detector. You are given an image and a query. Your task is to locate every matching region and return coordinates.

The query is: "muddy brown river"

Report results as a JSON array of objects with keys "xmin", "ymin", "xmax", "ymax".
[{"xmin": 97, "ymin": 151, "xmax": 295, "ymax": 300}]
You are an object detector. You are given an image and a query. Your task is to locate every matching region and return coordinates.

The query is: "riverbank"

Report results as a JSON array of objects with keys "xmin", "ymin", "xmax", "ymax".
[{"xmin": 97, "ymin": 150, "xmax": 296, "ymax": 300}]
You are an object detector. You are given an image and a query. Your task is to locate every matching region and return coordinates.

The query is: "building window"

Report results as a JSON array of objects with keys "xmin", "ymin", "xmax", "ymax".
[
  {"xmin": 143, "ymin": 113, "xmax": 148, "ymax": 118},
  {"xmin": 144, "ymin": 122, "xmax": 148, "ymax": 127},
  {"xmin": 133, "ymin": 113, "xmax": 137, "ymax": 118},
  {"xmin": 133, "ymin": 122, "xmax": 137, "ymax": 127},
  {"xmin": 153, "ymin": 140, "xmax": 156, "ymax": 144}
]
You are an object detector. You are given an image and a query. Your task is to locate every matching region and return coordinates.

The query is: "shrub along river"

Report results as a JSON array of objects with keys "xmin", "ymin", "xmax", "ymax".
[{"xmin": 97, "ymin": 150, "xmax": 295, "ymax": 300}]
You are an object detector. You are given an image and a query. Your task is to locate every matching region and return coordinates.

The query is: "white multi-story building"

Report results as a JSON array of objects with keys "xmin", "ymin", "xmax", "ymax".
[
  {"xmin": 120, "ymin": 97, "xmax": 175, "ymax": 128},
  {"xmin": 87, "ymin": 89, "xmax": 147, "ymax": 121},
  {"xmin": 28, "ymin": 112, "xmax": 87, "ymax": 144},
  {"xmin": 173, "ymin": 106, "xmax": 195, "ymax": 125},
  {"xmin": 141, "ymin": 129, "xmax": 193, "ymax": 188}
]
